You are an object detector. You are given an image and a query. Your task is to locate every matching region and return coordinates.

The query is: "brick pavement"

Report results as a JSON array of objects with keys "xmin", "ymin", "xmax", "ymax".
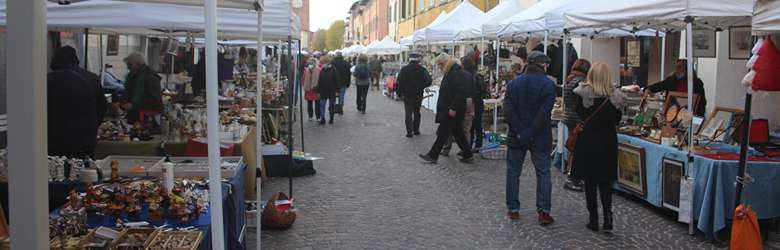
[{"xmin": 249, "ymin": 89, "xmax": 774, "ymax": 249}]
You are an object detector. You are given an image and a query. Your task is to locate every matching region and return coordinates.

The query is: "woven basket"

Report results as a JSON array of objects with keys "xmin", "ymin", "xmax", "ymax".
[{"xmin": 261, "ymin": 192, "xmax": 296, "ymax": 229}]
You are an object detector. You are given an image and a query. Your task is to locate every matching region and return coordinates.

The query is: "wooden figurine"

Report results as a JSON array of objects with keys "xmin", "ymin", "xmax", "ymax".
[{"xmin": 110, "ymin": 160, "xmax": 120, "ymax": 182}]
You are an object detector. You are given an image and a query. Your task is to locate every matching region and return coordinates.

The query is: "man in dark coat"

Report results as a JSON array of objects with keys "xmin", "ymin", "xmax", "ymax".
[
  {"xmin": 419, "ymin": 53, "xmax": 473, "ymax": 164},
  {"xmin": 50, "ymin": 46, "xmax": 107, "ymax": 126},
  {"xmin": 645, "ymin": 59, "xmax": 707, "ymax": 116},
  {"xmin": 504, "ymin": 51, "xmax": 556, "ymax": 225},
  {"xmin": 332, "ymin": 52, "xmax": 351, "ymax": 114},
  {"xmin": 48, "ymin": 46, "xmax": 103, "ymax": 158},
  {"xmin": 396, "ymin": 53, "xmax": 432, "ymax": 137},
  {"xmin": 316, "ymin": 55, "xmax": 341, "ymax": 125},
  {"xmin": 122, "ymin": 52, "xmax": 163, "ymax": 124}
]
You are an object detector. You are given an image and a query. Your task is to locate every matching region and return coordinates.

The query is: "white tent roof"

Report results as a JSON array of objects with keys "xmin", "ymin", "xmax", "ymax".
[
  {"xmin": 564, "ymin": 0, "xmax": 752, "ymax": 32},
  {"xmin": 342, "ymin": 44, "xmax": 366, "ymax": 56},
  {"xmin": 405, "ymin": 10, "xmax": 449, "ymax": 44},
  {"xmin": 119, "ymin": 0, "xmax": 257, "ymax": 10},
  {"xmin": 365, "ymin": 36, "xmax": 407, "ymax": 55},
  {"xmin": 0, "ymin": 0, "xmax": 299, "ymax": 40},
  {"xmin": 455, "ymin": 0, "xmax": 527, "ymax": 40},
  {"xmin": 422, "ymin": 1, "xmax": 485, "ymax": 43},
  {"xmin": 753, "ymin": 0, "xmax": 780, "ymax": 36},
  {"xmin": 399, "ymin": 36, "xmax": 414, "ymax": 46},
  {"xmin": 497, "ymin": 0, "xmax": 592, "ymax": 38}
]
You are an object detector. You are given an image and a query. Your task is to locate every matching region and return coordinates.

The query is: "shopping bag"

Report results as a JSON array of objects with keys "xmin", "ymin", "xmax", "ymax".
[
  {"xmin": 730, "ymin": 204, "xmax": 763, "ymax": 250},
  {"xmin": 752, "ymin": 37, "xmax": 780, "ymax": 91}
]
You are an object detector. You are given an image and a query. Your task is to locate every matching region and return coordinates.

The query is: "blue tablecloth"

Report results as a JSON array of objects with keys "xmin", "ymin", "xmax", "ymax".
[
  {"xmin": 617, "ymin": 134, "xmax": 780, "ymax": 238},
  {"xmin": 46, "ymin": 164, "xmax": 246, "ymax": 250}
]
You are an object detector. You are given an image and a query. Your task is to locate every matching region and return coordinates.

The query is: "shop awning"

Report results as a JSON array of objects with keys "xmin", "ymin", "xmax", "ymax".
[{"xmin": 422, "ymin": 1, "xmax": 485, "ymax": 43}]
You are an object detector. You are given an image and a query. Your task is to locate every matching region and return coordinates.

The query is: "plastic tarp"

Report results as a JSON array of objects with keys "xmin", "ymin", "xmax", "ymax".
[
  {"xmin": 365, "ymin": 36, "xmax": 407, "ymax": 55},
  {"xmin": 0, "ymin": 0, "xmax": 300, "ymax": 40},
  {"xmin": 422, "ymin": 1, "xmax": 485, "ymax": 43},
  {"xmin": 563, "ymin": 0, "xmax": 752, "ymax": 32},
  {"xmin": 753, "ymin": 0, "xmax": 780, "ymax": 36},
  {"xmin": 455, "ymin": 0, "xmax": 526, "ymax": 40}
]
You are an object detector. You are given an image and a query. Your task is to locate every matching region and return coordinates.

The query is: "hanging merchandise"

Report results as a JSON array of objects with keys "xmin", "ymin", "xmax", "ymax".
[
  {"xmin": 730, "ymin": 204, "xmax": 763, "ymax": 250},
  {"xmin": 751, "ymin": 37, "xmax": 780, "ymax": 91}
]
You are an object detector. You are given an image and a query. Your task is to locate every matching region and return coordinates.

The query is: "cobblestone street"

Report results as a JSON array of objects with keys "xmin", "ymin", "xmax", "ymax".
[{"xmin": 251, "ymin": 90, "xmax": 769, "ymax": 249}]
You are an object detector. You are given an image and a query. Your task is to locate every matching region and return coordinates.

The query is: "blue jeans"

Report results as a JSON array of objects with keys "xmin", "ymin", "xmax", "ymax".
[
  {"xmin": 319, "ymin": 97, "xmax": 336, "ymax": 121},
  {"xmin": 506, "ymin": 145, "xmax": 552, "ymax": 213}
]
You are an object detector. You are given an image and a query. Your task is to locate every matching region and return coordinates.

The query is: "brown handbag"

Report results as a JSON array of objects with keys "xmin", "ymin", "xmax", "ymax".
[{"xmin": 565, "ymin": 99, "xmax": 609, "ymax": 152}]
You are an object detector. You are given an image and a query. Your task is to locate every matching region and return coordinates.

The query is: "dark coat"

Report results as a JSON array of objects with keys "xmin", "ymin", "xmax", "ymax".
[
  {"xmin": 396, "ymin": 61, "xmax": 431, "ymax": 99},
  {"xmin": 50, "ymin": 46, "xmax": 107, "ymax": 126},
  {"xmin": 332, "ymin": 56, "xmax": 352, "ymax": 88},
  {"xmin": 572, "ymin": 97, "xmax": 622, "ymax": 182},
  {"xmin": 435, "ymin": 63, "xmax": 471, "ymax": 124},
  {"xmin": 647, "ymin": 74, "xmax": 707, "ymax": 116},
  {"xmin": 504, "ymin": 67, "xmax": 556, "ymax": 149},
  {"xmin": 316, "ymin": 65, "xmax": 340, "ymax": 98},
  {"xmin": 125, "ymin": 65, "xmax": 163, "ymax": 110},
  {"xmin": 47, "ymin": 69, "xmax": 98, "ymax": 158}
]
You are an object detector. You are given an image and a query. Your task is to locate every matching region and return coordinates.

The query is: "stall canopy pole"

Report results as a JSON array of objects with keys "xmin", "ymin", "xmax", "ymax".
[
  {"xmin": 287, "ymin": 36, "xmax": 295, "ymax": 197},
  {"xmin": 685, "ymin": 20, "xmax": 694, "ymax": 153},
  {"xmin": 204, "ymin": 0, "xmax": 225, "ymax": 248},
  {"xmin": 494, "ymin": 37, "xmax": 499, "ymax": 134},
  {"xmin": 84, "ymin": 28, "xmax": 89, "ymax": 69},
  {"xmin": 297, "ymin": 41, "xmax": 305, "ymax": 152},
  {"xmin": 660, "ymin": 31, "xmax": 666, "ymax": 80},
  {"xmin": 7, "ymin": 0, "xmax": 49, "ymax": 248},
  {"xmin": 543, "ymin": 31, "xmax": 549, "ymax": 54},
  {"xmin": 480, "ymin": 37, "xmax": 485, "ymax": 69},
  {"xmin": 558, "ymin": 31, "xmax": 568, "ymax": 156},
  {"xmin": 735, "ymin": 91, "xmax": 753, "ymax": 207},
  {"xmin": 277, "ymin": 41, "xmax": 282, "ymax": 81},
  {"xmin": 254, "ymin": 4, "xmax": 264, "ymax": 250}
]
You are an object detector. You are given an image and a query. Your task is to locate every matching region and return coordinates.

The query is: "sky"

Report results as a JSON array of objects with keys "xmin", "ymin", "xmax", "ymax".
[{"xmin": 310, "ymin": 0, "xmax": 355, "ymax": 31}]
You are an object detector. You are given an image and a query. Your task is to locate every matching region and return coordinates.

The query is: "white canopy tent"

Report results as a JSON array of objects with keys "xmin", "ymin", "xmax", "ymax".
[
  {"xmin": 0, "ymin": 0, "xmax": 300, "ymax": 40},
  {"xmin": 421, "ymin": 1, "xmax": 485, "ymax": 43},
  {"xmin": 342, "ymin": 44, "xmax": 366, "ymax": 56},
  {"xmin": 365, "ymin": 36, "xmax": 407, "ymax": 55},
  {"xmin": 405, "ymin": 10, "xmax": 449, "ymax": 45},
  {"xmin": 455, "ymin": 0, "xmax": 526, "ymax": 41},
  {"xmin": 752, "ymin": 0, "xmax": 780, "ymax": 36}
]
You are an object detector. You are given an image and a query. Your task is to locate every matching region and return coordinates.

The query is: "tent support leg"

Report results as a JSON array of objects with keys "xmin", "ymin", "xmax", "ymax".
[
  {"xmin": 255, "ymin": 7, "xmax": 264, "ymax": 250},
  {"xmin": 204, "ymin": 0, "xmax": 225, "ymax": 248},
  {"xmin": 685, "ymin": 19, "xmax": 696, "ymax": 236}
]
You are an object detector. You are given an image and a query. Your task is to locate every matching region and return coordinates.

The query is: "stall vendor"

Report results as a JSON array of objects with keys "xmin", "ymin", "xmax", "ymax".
[
  {"xmin": 645, "ymin": 59, "xmax": 707, "ymax": 116},
  {"xmin": 122, "ymin": 52, "xmax": 163, "ymax": 123}
]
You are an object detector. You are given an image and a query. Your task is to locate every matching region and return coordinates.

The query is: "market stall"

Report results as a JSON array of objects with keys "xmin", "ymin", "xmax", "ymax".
[{"xmin": 563, "ymin": 0, "xmax": 780, "ymax": 238}]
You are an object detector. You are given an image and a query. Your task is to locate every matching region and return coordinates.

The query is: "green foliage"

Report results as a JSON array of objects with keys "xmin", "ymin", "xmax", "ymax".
[{"xmin": 325, "ymin": 20, "xmax": 346, "ymax": 51}]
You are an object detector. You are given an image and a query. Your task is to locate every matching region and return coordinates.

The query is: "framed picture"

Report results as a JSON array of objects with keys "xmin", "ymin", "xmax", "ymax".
[
  {"xmin": 617, "ymin": 143, "xmax": 647, "ymax": 197},
  {"xmin": 662, "ymin": 158, "xmax": 684, "ymax": 211},
  {"xmin": 729, "ymin": 26, "xmax": 752, "ymax": 60},
  {"xmin": 106, "ymin": 35, "xmax": 119, "ymax": 56},
  {"xmin": 692, "ymin": 28, "xmax": 716, "ymax": 58},
  {"xmin": 663, "ymin": 91, "xmax": 700, "ymax": 123},
  {"xmin": 699, "ymin": 107, "xmax": 744, "ymax": 141}
]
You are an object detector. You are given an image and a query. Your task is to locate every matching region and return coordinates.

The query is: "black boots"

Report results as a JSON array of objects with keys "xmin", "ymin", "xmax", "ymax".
[
  {"xmin": 603, "ymin": 212, "xmax": 613, "ymax": 231},
  {"xmin": 586, "ymin": 212, "xmax": 599, "ymax": 231}
]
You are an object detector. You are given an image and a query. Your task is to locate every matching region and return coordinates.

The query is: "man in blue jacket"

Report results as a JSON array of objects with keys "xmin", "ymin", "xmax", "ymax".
[{"xmin": 504, "ymin": 51, "xmax": 556, "ymax": 225}]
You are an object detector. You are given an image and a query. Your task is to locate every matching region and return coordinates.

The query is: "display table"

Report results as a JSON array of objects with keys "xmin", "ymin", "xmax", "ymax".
[
  {"xmin": 95, "ymin": 139, "xmax": 163, "ymax": 159},
  {"xmin": 617, "ymin": 134, "xmax": 780, "ymax": 238},
  {"xmin": 40, "ymin": 164, "xmax": 246, "ymax": 250}
]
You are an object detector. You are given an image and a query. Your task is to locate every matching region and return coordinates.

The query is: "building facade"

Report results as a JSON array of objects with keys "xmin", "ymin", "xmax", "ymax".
[
  {"xmin": 396, "ymin": 0, "xmax": 499, "ymax": 41},
  {"xmin": 346, "ymin": 0, "xmax": 390, "ymax": 46},
  {"xmin": 293, "ymin": 0, "xmax": 311, "ymax": 49}
]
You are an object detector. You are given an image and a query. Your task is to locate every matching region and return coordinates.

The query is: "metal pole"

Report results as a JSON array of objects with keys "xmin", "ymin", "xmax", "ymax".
[
  {"xmin": 297, "ymin": 41, "xmax": 305, "ymax": 152},
  {"xmin": 685, "ymin": 19, "xmax": 695, "ymax": 236},
  {"xmin": 254, "ymin": 5, "xmax": 264, "ymax": 250},
  {"xmin": 544, "ymin": 31, "xmax": 549, "ymax": 54},
  {"xmin": 558, "ymin": 31, "xmax": 568, "ymax": 156},
  {"xmin": 204, "ymin": 0, "xmax": 225, "ymax": 248},
  {"xmin": 735, "ymin": 91, "xmax": 752, "ymax": 207},
  {"xmin": 480, "ymin": 37, "xmax": 485, "ymax": 69},
  {"xmin": 287, "ymin": 36, "xmax": 294, "ymax": 197},
  {"xmin": 7, "ymin": 0, "xmax": 49, "ymax": 248},
  {"xmin": 277, "ymin": 41, "xmax": 282, "ymax": 81},
  {"xmin": 494, "ymin": 37, "xmax": 499, "ymax": 134},
  {"xmin": 84, "ymin": 28, "xmax": 89, "ymax": 69},
  {"xmin": 660, "ymin": 31, "xmax": 666, "ymax": 81}
]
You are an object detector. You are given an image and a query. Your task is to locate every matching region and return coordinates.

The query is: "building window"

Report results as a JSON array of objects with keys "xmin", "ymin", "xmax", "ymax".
[
  {"xmin": 418, "ymin": 0, "xmax": 425, "ymax": 11},
  {"xmin": 401, "ymin": 0, "xmax": 407, "ymax": 19},
  {"xmin": 429, "ymin": 0, "xmax": 435, "ymax": 8}
]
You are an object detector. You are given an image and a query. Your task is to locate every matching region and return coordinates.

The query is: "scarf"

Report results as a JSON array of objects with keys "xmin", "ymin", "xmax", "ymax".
[{"xmin": 566, "ymin": 70, "xmax": 587, "ymax": 83}]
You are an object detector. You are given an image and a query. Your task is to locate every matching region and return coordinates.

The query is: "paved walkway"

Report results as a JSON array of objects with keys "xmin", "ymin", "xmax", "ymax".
[{"xmin": 250, "ymin": 89, "xmax": 770, "ymax": 249}]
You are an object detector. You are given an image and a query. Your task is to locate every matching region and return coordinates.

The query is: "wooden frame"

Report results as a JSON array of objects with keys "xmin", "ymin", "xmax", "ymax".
[
  {"xmin": 692, "ymin": 28, "xmax": 716, "ymax": 58},
  {"xmin": 662, "ymin": 158, "xmax": 684, "ymax": 211},
  {"xmin": 729, "ymin": 26, "xmax": 752, "ymax": 60},
  {"xmin": 106, "ymin": 35, "xmax": 119, "ymax": 56},
  {"xmin": 699, "ymin": 107, "xmax": 744, "ymax": 140},
  {"xmin": 663, "ymin": 91, "xmax": 700, "ymax": 123},
  {"xmin": 617, "ymin": 142, "xmax": 647, "ymax": 197}
]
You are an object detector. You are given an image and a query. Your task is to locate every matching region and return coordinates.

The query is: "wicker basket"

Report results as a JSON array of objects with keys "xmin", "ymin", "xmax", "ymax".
[{"xmin": 261, "ymin": 192, "xmax": 296, "ymax": 229}]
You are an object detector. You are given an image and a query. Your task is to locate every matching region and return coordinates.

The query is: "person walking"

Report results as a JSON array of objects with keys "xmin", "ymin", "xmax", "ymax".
[
  {"xmin": 353, "ymin": 54, "xmax": 371, "ymax": 114},
  {"xmin": 316, "ymin": 55, "xmax": 340, "ymax": 125},
  {"xmin": 302, "ymin": 57, "xmax": 322, "ymax": 121},
  {"xmin": 396, "ymin": 52, "xmax": 432, "ymax": 137},
  {"xmin": 332, "ymin": 52, "xmax": 351, "ymax": 115},
  {"xmin": 465, "ymin": 57, "xmax": 488, "ymax": 153},
  {"xmin": 440, "ymin": 56, "xmax": 479, "ymax": 157},
  {"xmin": 563, "ymin": 59, "xmax": 591, "ymax": 192},
  {"xmin": 504, "ymin": 51, "xmax": 556, "ymax": 225},
  {"xmin": 571, "ymin": 63, "xmax": 626, "ymax": 232},
  {"xmin": 418, "ymin": 53, "xmax": 473, "ymax": 164},
  {"xmin": 369, "ymin": 55, "xmax": 384, "ymax": 91}
]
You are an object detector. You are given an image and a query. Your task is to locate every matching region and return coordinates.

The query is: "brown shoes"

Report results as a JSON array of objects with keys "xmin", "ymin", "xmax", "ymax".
[
  {"xmin": 538, "ymin": 211, "xmax": 555, "ymax": 226},
  {"xmin": 507, "ymin": 211, "xmax": 520, "ymax": 220}
]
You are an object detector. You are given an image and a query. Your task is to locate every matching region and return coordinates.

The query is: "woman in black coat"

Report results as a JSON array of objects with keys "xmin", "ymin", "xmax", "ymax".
[
  {"xmin": 571, "ymin": 63, "xmax": 625, "ymax": 232},
  {"xmin": 316, "ymin": 55, "xmax": 341, "ymax": 125}
]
